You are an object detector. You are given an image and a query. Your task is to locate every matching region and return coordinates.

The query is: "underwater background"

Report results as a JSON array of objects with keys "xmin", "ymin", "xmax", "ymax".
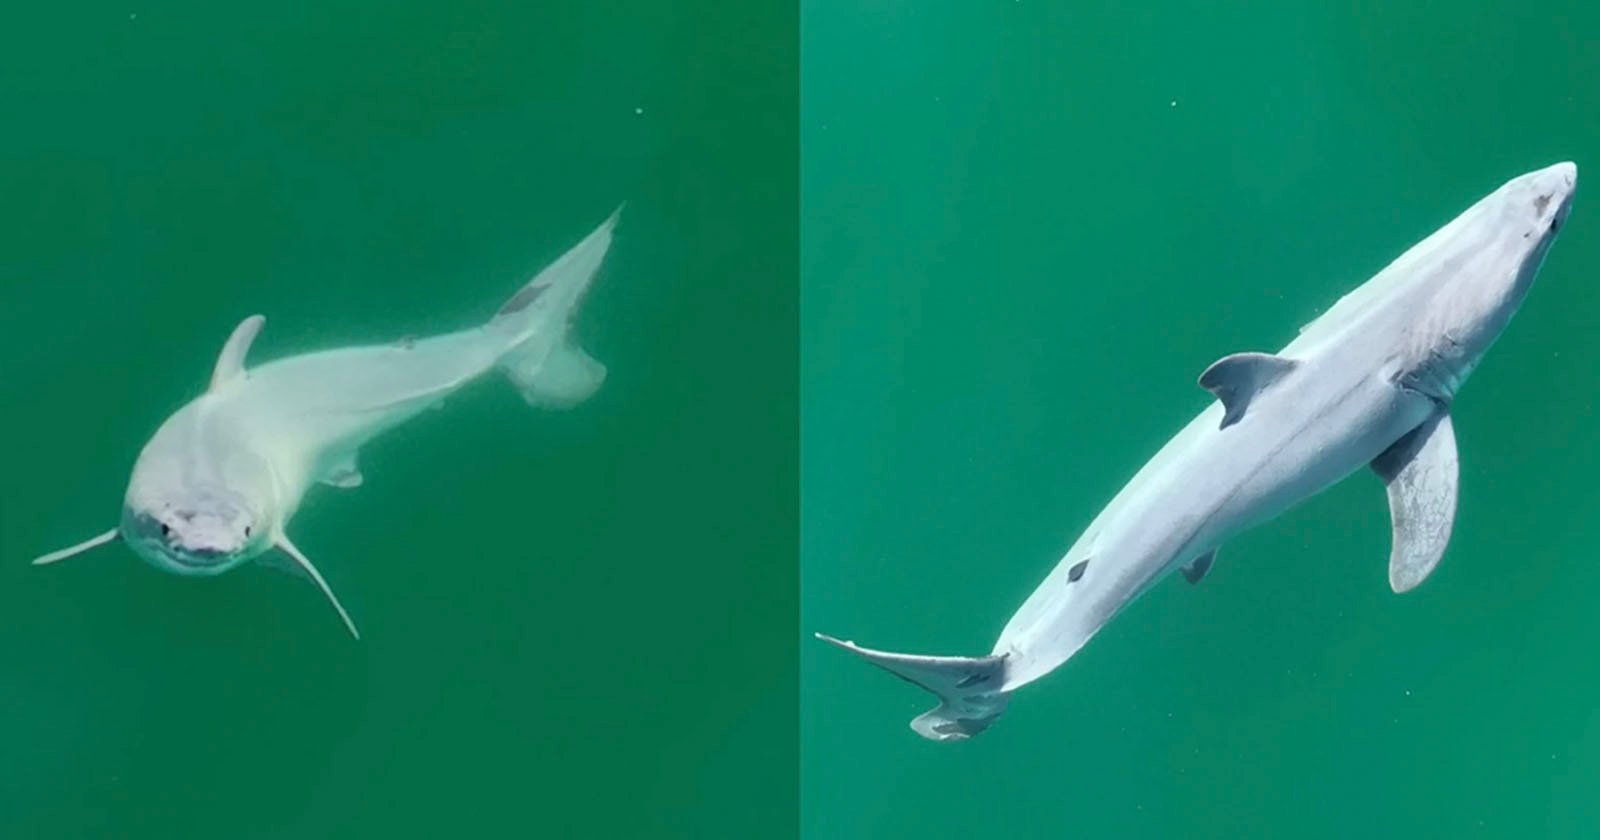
[
  {"xmin": 0, "ymin": 1, "xmax": 795, "ymax": 837},
  {"xmin": 803, "ymin": 2, "xmax": 1600, "ymax": 838}
]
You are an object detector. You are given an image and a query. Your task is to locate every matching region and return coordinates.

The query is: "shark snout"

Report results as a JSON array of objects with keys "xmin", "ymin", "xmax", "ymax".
[{"xmin": 1524, "ymin": 161, "xmax": 1577, "ymax": 232}]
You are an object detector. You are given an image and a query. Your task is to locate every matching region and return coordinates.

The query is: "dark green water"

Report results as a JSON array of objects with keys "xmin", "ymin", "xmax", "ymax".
[
  {"xmin": 803, "ymin": 3, "xmax": 1600, "ymax": 838},
  {"xmin": 1, "ymin": 2, "xmax": 795, "ymax": 837}
]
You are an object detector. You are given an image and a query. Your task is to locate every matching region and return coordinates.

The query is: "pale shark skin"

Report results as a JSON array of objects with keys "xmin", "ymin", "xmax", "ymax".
[
  {"xmin": 32, "ymin": 208, "xmax": 622, "ymax": 637},
  {"xmin": 819, "ymin": 163, "xmax": 1577, "ymax": 741}
]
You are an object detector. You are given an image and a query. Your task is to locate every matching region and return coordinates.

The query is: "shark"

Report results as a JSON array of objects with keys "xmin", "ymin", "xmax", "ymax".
[
  {"xmin": 818, "ymin": 162, "xmax": 1578, "ymax": 741},
  {"xmin": 31, "ymin": 207, "xmax": 622, "ymax": 638}
]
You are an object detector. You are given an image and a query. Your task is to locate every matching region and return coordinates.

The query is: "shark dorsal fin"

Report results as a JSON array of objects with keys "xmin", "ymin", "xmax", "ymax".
[
  {"xmin": 211, "ymin": 315, "xmax": 266, "ymax": 392},
  {"xmin": 1198, "ymin": 352, "xmax": 1298, "ymax": 429}
]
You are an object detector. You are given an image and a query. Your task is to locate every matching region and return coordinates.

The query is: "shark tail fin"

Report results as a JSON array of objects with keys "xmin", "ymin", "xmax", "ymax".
[
  {"xmin": 490, "ymin": 206, "xmax": 622, "ymax": 409},
  {"xmin": 815, "ymin": 633, "xmax": 1010, "ymax": 742}
]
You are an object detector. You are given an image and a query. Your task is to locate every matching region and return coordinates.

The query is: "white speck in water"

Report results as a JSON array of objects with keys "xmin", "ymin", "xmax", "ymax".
[
  {"xmin": 1170, "ymin": 100, "xmax": 1177, "ymax": 107},
  {"xmin": 129, "ymin": 12, "xmax": 137, "ymax": 19},
  {"xmin": 634, "ymin": 107, "xmax": 644, "ymax": 115}
]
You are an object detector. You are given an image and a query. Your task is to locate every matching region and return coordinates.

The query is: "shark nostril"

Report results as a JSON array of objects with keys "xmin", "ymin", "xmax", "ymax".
[{"xmin": 1534, "ymin": 194, "xmax": 1552, "ymax": 215}]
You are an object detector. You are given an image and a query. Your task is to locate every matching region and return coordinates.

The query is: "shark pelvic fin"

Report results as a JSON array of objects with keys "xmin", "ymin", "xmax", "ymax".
[
  {"xmin": 211, "ymin": 315, "xmax": 265, "ymax": 391},
  {"xmin": 274, "ymin": 532, "xmax": 361, "ymax": 639},
  {"xmin": 1181, "ymin": 548, "xmax": 1217, "ymax": 584},
  {"xmin": 31, "ymin": 528, "xmax": 120, "ymax": 565},
  {"xmin": 1371, "ymin": 409, "xmax": 1459, "ymax": 593},
  {"xmin": 1198, "ymin": 352, "xmax": 1298, "ymax": 429},
  {"xmin": 320, "ymin": 452, "xmax": 364, "ymax": 489}
]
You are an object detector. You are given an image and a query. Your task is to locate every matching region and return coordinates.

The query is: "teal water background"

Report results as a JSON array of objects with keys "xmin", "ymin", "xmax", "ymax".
[
  {"xmin": 0, "ymin": 2, "xmax": 796, "ymax": 836},
  {"xmin": 803, "ymin": 3, "xmax": 1600, "ymax": 837}
]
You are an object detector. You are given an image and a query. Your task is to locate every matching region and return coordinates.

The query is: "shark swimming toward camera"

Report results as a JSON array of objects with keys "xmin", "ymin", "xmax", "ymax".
[
  {"xmin": 32, "ymin": 207, "xmax": 622, "ymax": 638},
  {"xmin": 819, "ymin": 162, "xmax": 1578, "ymax": 741}
]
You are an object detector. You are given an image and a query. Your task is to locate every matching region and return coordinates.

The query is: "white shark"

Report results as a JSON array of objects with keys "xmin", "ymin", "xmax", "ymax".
[
  {"xmin": 31, "ymin": 208, "xmax": 622, "ymax": 637},
  {"xmin": 819, "ymin": 163, "xmax": 1578, "ymax": 741}
]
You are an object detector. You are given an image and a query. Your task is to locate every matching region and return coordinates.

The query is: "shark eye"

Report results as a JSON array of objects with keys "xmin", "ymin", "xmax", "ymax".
[
  {"xmin": 244, "ymin": 526, "xmax": 253, "ymax": 538},
  {"xmin": 160, "ymin": 523, "xmax": 171, "ymax": 538}
]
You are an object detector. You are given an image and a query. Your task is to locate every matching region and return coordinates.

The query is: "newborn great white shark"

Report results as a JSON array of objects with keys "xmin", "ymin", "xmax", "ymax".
[
  {"xmin": 32, "ymin": 208, "xmax": 622, "ymax": 637},
  {"xmin": 819, "ymin": 163, "xmax": 1578, "ymax": 741}
]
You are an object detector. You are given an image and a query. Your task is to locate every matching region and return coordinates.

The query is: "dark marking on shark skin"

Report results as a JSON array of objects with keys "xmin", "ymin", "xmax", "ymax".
[
  {"xmin": 1067, "ymin": 560, "xmax": 1089, "ymax": 582},
  {"xmin": 1534, "ymin": 193, "xmax": 1552, "ymax": 215},
  {"xmin": 930, "ymin": 715, "xmax": 997, "ymax": 738},
  {"xmin": 496, "ymin": 281, "xmax": 549, "ymax": 316},
  {"xmin": 955, "ymin": 672, "xmax": 991, "ymax": 689},
  {"xmin": 396, "ymin": 335, "xmax": 416, "ymax": 350}
]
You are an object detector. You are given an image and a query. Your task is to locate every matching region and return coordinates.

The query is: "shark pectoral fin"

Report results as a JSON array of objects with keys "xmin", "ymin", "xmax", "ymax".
[
  {"xmin": 210, "ymin": 315, "xmax": 265, "ymax": 392},
  {"xmin": 1371, "ymin": 410, "xmax": 1459, "ymax": 593},
  {"xmin": 503, "ymin": 339, "xmax": 607, "ymax": 410},
  {"xmin": 815, "ymin": 633, "xmax": 1009, "ymax": 742},
  {"xmin": 274, "ymin": 533, "xmax": 361, "ymax": 639},
  {"xmin": 256, "ymin": 550, "xmax": 310, "ymax": 581},
  {"xmin": 31, "ymin": 528, "xmax": 120, "ymax": 565},
  {"xmin": 1198, "ymin": 352, "xmax": 1298, "ymax": 429},
  {"xmin": 1181, "ymin": 548, "xmax": 1217, "ymax": 584}
]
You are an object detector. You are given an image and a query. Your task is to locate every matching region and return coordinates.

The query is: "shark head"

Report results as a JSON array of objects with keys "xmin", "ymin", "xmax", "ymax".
[
  {"xmin": 120, "ymin": 486, "xmax": 270, "ymax": 576},
  {"xmin": 1398, "ymin": 161, "xmax": 1577, "ymax": 399}
]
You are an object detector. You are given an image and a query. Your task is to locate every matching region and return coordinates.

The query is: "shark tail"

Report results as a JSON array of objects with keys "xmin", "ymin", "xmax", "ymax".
[
  {"xmin": 815, "ymin": 633, "xmax": 1010, "ymax": 742},
  {"xmin": 489, "ymin": 205, "xmax": 622, "ymax": 409}
]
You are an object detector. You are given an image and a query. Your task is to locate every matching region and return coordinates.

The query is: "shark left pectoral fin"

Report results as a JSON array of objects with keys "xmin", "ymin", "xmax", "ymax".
[
  {"xmin": 1371, "ymin": 410, "xmax": 1459, "ymax": 593},
  {"xmin": 1198, "ymin": 352, "xmax": 1298, "ymax": 429},
  {"xmin": 31, "ymin": 528, "xmax": 120, "ymax": 565},
  {"xmin": 273, "ymin": 533, "xmax": 361, "ymax": 639}
]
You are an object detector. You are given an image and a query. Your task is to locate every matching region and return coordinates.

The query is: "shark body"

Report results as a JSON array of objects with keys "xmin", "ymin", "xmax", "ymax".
[
  {"xmin": 820, "ymin": 163, "xmax": 1578, "ymax": 741},
  {"xmin": 33, "ymin": 208, "xmax": 622, "ymax": 637}
]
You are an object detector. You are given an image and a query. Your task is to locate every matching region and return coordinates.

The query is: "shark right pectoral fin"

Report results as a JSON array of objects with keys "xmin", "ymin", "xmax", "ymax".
[
  {"xmin": 1198, "ymin": 352, "xmax": 1298, "ymax": 429},
  {"xmin": 31, "ymin": 528, "xmax": 120, "ymax": 565},
  {"xmin": 1371, "ymin": 409, "xmax": 1459, "ymax": 593},
  {"xmin": 273, "ymin": 532, "xmax": 361, "ymax": 639}
]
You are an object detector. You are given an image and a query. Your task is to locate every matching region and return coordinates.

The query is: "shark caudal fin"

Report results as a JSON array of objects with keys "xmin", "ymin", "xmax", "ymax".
[
  {"xmin": 489, "ymin": 206, "xmax": 621, "ymax": 409},
  {"xmin": 815, "ymin": 633, "xmax": 1010, "ymax": 742}
]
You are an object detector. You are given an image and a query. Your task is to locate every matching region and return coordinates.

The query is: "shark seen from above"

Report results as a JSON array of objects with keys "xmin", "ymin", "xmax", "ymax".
[
  {"xmin": 32, "ymin": 207, "xmax": 623, "ymax": 638},
  {"xmin": 818, "ymin": 162, "xmax": 1578, "ymax": 742}
]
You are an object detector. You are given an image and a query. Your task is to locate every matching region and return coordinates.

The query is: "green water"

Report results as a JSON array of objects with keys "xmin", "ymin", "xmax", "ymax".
[
  {"xmin": 6, "ymin": 1, "xmax": 1600, "ymax": 837},
  {"xmin": 803, "ymin": 3, "xmax": 1600, "ymax": 838},
  {"xmin": 0, "ymin": 2, "xmax": 795, "ymax": 837}
]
